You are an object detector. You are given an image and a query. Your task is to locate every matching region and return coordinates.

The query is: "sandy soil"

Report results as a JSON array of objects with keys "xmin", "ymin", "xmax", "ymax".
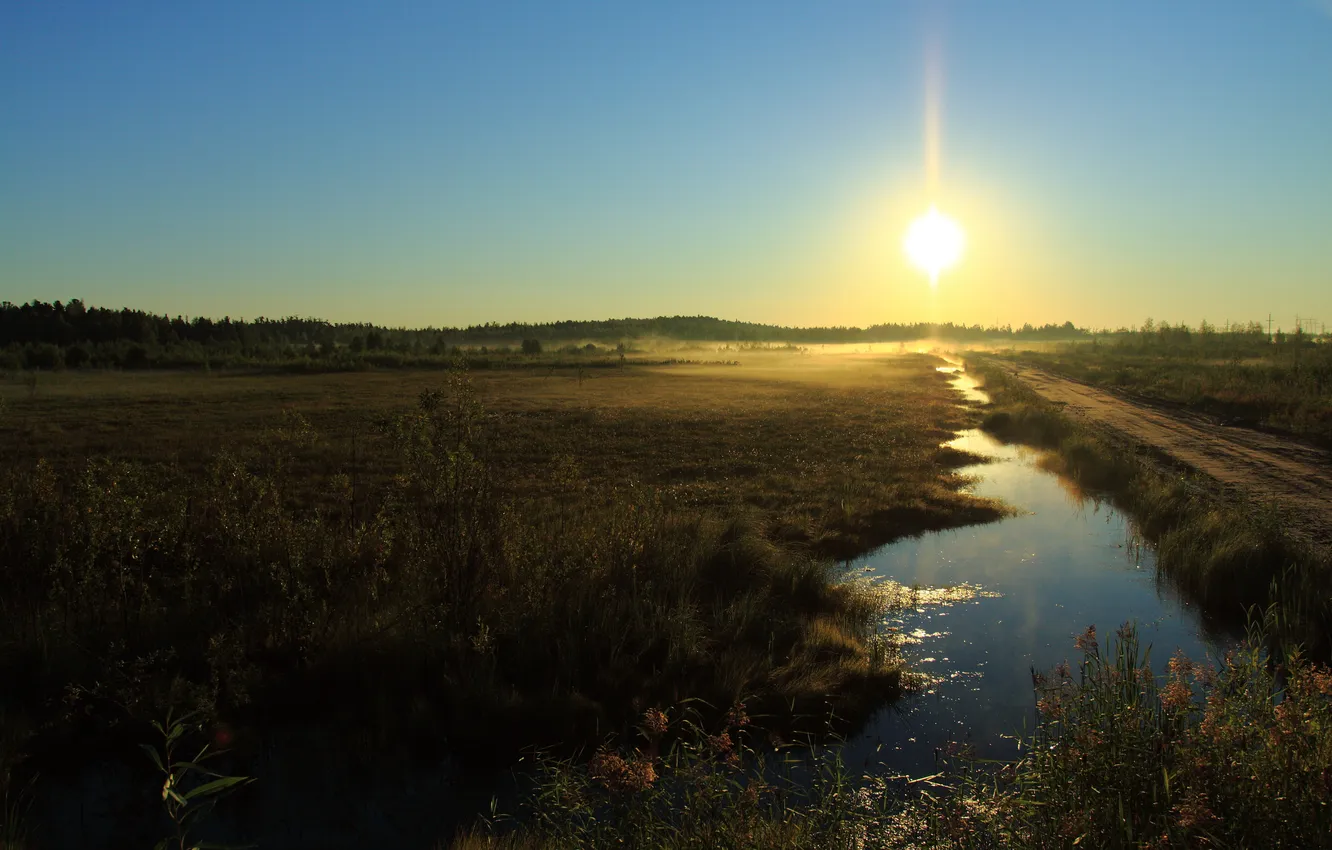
[{"xmin": 1005, "ymin": 364, "xmax": 1332, "ymax": 549}]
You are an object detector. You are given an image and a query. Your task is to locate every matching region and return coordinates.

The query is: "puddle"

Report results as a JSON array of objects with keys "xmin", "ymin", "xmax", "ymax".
[{"xmin": 844, "ymin": 367, "xmax": 1220, "ymax": 777}]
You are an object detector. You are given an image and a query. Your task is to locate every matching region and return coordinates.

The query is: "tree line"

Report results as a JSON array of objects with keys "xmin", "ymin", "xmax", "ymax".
[{"xmin": 6, "ymin": 298, "xmax": 1293, "ymax": 371}]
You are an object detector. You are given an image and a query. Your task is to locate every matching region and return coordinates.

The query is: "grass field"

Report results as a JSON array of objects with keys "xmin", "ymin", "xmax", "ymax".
[
  {"xmin": 0, "ymin": 351, "xmax": 1000, "ymax": 558},
  {"xmin": 0, "ymin": 350, "xmax": 1005, "ymax": 843}
]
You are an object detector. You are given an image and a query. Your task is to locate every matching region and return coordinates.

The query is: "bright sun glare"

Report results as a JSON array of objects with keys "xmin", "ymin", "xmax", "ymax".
[{"xmin": 903, "ymin": 206, "xmax": 965, "ymax": 286}]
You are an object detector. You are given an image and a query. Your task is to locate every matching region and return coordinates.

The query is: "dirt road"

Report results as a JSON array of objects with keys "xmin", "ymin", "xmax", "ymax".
[{"xmin": 1004, "ymin": 364, "xmax": 1332, "ymax": 548}]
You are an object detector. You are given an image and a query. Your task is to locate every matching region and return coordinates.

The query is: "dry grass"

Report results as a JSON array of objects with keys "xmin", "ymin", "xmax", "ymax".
[{"xmin": 0, "ymin": 351, "xmax": 1002, "ymax": 558}]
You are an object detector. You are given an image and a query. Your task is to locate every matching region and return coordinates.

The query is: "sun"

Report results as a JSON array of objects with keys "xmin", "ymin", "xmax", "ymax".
[{"xmin": 903, "ymin": 206, "xmax": 965, "ymax": 286}]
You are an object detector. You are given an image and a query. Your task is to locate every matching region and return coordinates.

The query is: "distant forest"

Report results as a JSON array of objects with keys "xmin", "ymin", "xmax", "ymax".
[{"xmin": 0, "ymin": 298, "xmax": 1274, "ymax": 371}]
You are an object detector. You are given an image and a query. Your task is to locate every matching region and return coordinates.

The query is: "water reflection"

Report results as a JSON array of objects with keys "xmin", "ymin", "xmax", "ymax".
[{"xmin": 844, "ymin": 368, "xmax": 1218, "ymax": 777}]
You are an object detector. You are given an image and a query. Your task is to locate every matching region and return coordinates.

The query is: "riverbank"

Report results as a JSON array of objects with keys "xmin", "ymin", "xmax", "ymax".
[{"xmin": 968, "ymin": 357, "xmax": 1331, "ymax": 650}]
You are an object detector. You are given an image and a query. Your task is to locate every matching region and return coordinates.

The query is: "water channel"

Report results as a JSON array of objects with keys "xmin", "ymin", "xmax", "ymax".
[{"xmin": 842, "ymin": 366, "xmax": 1222, "ymax": 777}]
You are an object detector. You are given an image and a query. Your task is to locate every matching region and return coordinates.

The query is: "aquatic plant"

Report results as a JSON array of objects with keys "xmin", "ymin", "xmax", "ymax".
[{"xmin": 141, "ymin": 707, "xmax": 253, "ymax": 850}]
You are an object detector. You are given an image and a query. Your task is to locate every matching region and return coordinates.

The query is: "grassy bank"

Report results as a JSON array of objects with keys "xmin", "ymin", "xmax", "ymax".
[
  {"xmin": 994, "ymin": 332, "xmax": 1332, "ymax": 445},
  {"xmin": 969, "ymin": 358, "xmax": 1332, "ymax": 648},
  {"xmin": 0, "ymin": 353, "xmax": 1003, "ymax": 844},
  {"xmin": 449, "ymin": 620, "xmax": 1332, "ymax": 849}
]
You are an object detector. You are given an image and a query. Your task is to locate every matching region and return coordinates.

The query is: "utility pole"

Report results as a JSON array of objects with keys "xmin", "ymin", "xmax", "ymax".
[{"xmin": 1268, "ymin": 313, "xmax": 1273, "ymax": 342}]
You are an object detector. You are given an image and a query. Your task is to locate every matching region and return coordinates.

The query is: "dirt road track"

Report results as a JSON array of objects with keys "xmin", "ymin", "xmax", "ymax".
[{"xmin": 1004, "ymin": 365, "xmax": 1332, "ymax": 550}]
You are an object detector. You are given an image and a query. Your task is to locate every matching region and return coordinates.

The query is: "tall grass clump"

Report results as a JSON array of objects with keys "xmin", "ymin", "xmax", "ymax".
[
  {"xmin": 970, "ymin": 359, "xmax": 1332, "ymax": 650},
  {"xmin": 896, "ymin": 618, "xmax": 1332, "ymax": 849},
  {"xmin": 453, "ymin": 618, "xmax": 1332, "ymax": 849},
  {"xmin": 451, "ymin": 702, "xmax": 896, "ymax": 850}
]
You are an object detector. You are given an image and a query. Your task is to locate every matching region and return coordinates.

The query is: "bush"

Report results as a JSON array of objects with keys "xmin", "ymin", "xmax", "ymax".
[
  {"xmin": 522, "ymin": 338, "xmax": 542, "ymax": 355},
  {"xmin": 22, "ymin": 343, "xmax": 62, "ymax": 370},
  {"xmin": 63, "ymin": 344, "xmax": 91, "ymax": 369}
]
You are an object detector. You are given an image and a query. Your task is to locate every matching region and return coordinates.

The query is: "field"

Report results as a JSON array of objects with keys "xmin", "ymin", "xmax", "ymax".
[
  {"xmin": 0, "ymin": 351, "xmax": 998, "ymax": 557},
  {"xmin": 0, "ymin": 350, "xmax": 1005, "ymax": 844}
]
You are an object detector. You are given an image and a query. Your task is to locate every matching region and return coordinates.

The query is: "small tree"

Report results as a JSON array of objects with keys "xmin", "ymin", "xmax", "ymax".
[{"xmin": 522, "ymin": 338, "xmax": 542, "ymax": 355}]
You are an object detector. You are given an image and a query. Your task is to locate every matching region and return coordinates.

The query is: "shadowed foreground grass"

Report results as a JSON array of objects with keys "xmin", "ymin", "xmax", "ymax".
[
  {"xmin": 0, "ymin": 354, "xmax": 1007, "ymax": 844},
  {"xmin": 449, "ymin": 620, "xmax": 1332, "ymax": 849},
  {"xmin": 970, "ymin": 359, "xmax": 1332, "ymax": 651}
]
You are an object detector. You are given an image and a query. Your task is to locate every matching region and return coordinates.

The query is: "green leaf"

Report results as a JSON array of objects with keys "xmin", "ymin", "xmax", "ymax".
[
  {"xmin": 140, "ymin": 743, "xmax": 165, "ymax": 773},
  {"xmin": 182, "ymin": 775, "xmax": 253, "ymax": 802}
]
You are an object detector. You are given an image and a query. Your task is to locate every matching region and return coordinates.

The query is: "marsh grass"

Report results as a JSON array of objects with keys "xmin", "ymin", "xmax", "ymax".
[
  {"xmin": 911, "ymin": 617, "xmax": 1332, "ymax": 848},
  {"xmin": 972, "ymin": 360, "xmax": 1332, "ymax": 649},
  {"xmin": 452, "ymin": 701, "xmax": 894, "ymax": 850},
  {"xmin": 0, "ymin": 354, "xmax": 1002, "ymax": 560},
  {"xmin": 0, "ymin": 362, "xmax": 959, "ymax": 840},
  {"xmin": 456, "ymin": 620, "xmax": 1332, "ymax": 849}
]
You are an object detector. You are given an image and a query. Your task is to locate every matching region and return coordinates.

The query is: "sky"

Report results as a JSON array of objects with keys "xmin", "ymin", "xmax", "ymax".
[{"xmin": 2, "ymin": 1, "xmax": 1330, "ymax": 331}]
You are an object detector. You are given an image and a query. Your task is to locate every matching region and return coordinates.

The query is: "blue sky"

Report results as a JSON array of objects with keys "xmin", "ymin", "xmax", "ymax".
[{"xmin": 3, "ymin": 1, "xmax": 1329, "ymax": 329}]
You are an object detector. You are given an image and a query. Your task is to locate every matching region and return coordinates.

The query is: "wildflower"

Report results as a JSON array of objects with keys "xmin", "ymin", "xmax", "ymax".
[
  {"xmin": 1307, "ymin": 667, "xmax": 1332, "ymax": 697},
  {"xmin": 1160, "ymin": 680, "xmax": 1192, "ymax": 713},
  {"xmin": 1174, "ymin": 791, "xmax": 1218, "ymax": 830},
  {"xmin": 1077, "ymin": 728, "xmax": 1104, "ymax": 748},
  {"xmin": 1074, "ymin": 625, "xmax": 1098, "ymax": 653},
  {"xmin": 623, "ymin": 758, "xmax": 656, "ymax": 792},
  {"xmin": 742, "ymin": 784, "xmax": 760, "ymax": 808},
  {"xmin": 588, "ymin": 748, "xmax": 629, "ymax": 787},
  {"xmin": 1191, "ymin": 660, "xmax": 1217, "ymax": 687},
  {"xmin": 642, "ymin": 707, "xmax": 669, "ymax": 737},
  {"xmin": 1037, "ymin": 696, "xmax": 1064, "ymax": 722},
  {"xmin": 1054, "ymin": 659, "xmax": 1071, "ymax": 680},
  {"xmin": 725, "ymin": 701, "xmax": 750, "ymax": 728},
  {"xmin": 706, "ymin": 731, "xmax": 734, "ymax": 755},
  {"xmin": 1199, "ymin": 692, "xmax": 1225, "ymax": 742},
  {"xmin": 1167, "ymin": 649, "xmax": 1193, "ymax": 678},
  {"xmin": 588, "ymin": 748, "xmax": 656, "ymax": 793}
]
